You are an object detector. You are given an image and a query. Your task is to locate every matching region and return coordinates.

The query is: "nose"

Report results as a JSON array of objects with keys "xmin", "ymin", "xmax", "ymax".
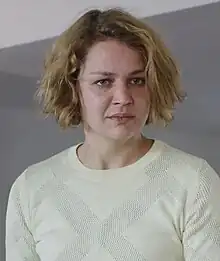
[{"xmin": 112, "ymin": 84, "xmax": 133, "ymax": 106}]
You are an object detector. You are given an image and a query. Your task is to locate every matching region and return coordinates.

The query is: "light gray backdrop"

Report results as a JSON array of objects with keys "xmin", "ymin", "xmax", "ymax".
[{"xmin": 0, "ymin": 2, "xmax": 220, "ymax": 260}]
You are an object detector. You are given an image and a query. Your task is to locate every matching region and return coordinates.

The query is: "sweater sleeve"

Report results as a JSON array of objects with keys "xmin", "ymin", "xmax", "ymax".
[
  {"xmin": 183, "ymin": 160, "xmax": 220, "ymax": 261},
  {"xmin": 5, "ymin": 170, "xmax": 40, "ymax": 261}
]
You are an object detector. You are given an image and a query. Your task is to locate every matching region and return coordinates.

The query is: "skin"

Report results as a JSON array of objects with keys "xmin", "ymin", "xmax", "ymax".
[{"xmin": 77, "ymin": 39, "xmax": 153, "ymax": 170}]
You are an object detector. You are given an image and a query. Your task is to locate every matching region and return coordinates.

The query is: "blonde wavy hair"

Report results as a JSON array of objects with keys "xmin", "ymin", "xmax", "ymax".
[{"xmin": 36, "ymin": 8, "xmax": 186, "ymax": 129}]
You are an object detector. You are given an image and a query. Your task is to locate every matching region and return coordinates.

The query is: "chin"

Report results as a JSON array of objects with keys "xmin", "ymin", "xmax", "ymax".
[{"xmin": 105, "ymin": 128, "xmax": 140, "ymax": 141}]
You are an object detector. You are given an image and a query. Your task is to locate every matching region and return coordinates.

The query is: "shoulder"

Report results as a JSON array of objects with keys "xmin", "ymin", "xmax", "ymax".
[
  {"xmin": 158, "ymin": 140, "xmax": 220, "ymax": 198},
  {"xmin": 9, "ymin": 145, "xmax": 77, "ymax": 196},
  {"xmin": 159, "ymin": 141, "xmax": 204, "ymax": 168}
]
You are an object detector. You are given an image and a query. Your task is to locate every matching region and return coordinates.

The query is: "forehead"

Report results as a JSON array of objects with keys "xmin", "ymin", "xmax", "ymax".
[{"xmin": 82, "ymin": 40, "xmax": 144, "ymax": 75}]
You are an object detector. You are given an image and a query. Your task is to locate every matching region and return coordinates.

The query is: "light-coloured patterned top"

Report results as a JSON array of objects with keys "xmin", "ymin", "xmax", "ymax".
[{"xmin": 5, "ymin": 140, "xmax": 220, "ymax": 261}]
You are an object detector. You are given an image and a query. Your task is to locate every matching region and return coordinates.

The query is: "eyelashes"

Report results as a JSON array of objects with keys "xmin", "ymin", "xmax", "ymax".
[
  {"xmin": 94, "ymin": 79, "xmax": 113, "ymax": 87},
  {"xmin": 93, "ymin": 77, "xmax": 146, "ymax": 88},
  {"xmin": 129, "ymin": 78, "xmax": 146, "ymax": 85}
]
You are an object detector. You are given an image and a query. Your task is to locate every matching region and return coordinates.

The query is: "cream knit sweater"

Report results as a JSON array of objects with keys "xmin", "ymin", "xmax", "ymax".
[{"xmin": 5, "ymin": 140, "xmax": 220, "ymax": 261}]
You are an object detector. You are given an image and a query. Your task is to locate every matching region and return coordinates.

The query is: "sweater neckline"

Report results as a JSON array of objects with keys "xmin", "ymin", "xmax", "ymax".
[{"xmin": 67, "ymin": 139, "xmax": 165, "ymax": 180}]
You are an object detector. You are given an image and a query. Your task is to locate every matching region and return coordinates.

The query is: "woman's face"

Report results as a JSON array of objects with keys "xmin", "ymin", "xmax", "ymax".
[{"xmin": 78, "ymin": 39, "xmax": 150, "ymax": 141}]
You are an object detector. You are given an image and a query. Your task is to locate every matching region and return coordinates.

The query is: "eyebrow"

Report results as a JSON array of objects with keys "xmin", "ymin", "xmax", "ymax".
[{"xmin": 89, "ymin": 69, "xmax": 145, "ymax": 76}]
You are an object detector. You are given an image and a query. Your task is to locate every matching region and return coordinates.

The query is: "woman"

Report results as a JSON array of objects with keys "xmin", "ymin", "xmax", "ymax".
[{"xmin": 6, "ymin": 8, "xmax": 220, "ymax": 261}]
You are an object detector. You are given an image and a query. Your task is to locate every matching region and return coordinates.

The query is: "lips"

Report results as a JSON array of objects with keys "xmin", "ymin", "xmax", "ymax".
[
  {"xmin": 107, "ymin": 114, "xmax": 135, "ymax": 124},
  {"xmin": 108, "ymin": 113, "xmax": 134, "ymax": 118}
]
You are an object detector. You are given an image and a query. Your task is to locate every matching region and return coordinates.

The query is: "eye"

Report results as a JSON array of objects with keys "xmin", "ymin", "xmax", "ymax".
[
  {"xmin": 129, "ymin": 77, "xmax": 146, "ymax": 86},
  {"xmin": 94, "ymin": 79, "xmax": 112, "ymax": 87}
]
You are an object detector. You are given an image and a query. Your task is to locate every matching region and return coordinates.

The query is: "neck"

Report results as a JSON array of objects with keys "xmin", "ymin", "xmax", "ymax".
[{"xmin": 77, "ymin": 133, "xmax": 153, "ymax": 170}]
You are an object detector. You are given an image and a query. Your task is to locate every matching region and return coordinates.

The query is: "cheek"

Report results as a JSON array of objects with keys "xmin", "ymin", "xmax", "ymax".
[
  {"xmin": 135, "ymin": 91, "xmax": 150, "ymax": 109},
  {"xmin": 134, "ymin": 97, "xmax": 150, "ymax": 122},
  {"xmin": 82, "ymin": 95, "xmax": 109, "ymax": 116}
]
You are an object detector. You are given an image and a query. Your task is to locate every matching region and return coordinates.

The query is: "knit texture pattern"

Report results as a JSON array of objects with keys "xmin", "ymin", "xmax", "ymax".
[{"xmin": 5, "ymin": 140, "xmax": 220, "ymax": 261}]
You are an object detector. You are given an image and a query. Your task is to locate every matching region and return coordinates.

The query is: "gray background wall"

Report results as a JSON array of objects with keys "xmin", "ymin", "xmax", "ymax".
[{"xmin": 1, "ymin": 3, "xmax": 220, "ymax": 259}]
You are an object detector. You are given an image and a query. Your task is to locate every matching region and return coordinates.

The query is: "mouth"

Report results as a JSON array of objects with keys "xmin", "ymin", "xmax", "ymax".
[
  {"xmin": 107, "ymin": 114, "xmax": 135, "ymax": 123},
  {"xmin": 108, "ymin": 113, "xmax": 134, "ymax": 118}
]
